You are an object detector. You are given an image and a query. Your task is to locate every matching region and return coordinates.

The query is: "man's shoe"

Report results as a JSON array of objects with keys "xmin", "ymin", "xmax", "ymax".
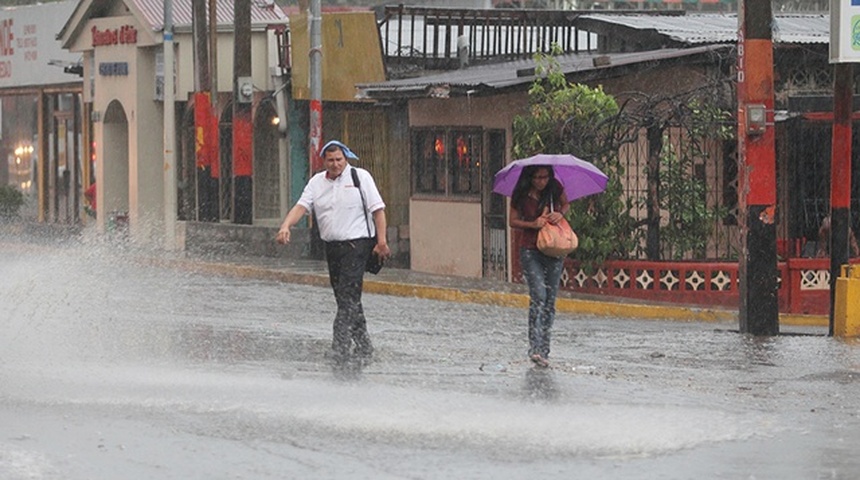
[
  {"xmin": 354, "ymin": 339, "xmax": 373, "ymax": 358},
  {"xmin": 354, "ymin": 346, "xmax": 373, "ymax": 357},
  {"xmin": 326, "ymin": 348, "xmax": 350, "ymax": 364}
]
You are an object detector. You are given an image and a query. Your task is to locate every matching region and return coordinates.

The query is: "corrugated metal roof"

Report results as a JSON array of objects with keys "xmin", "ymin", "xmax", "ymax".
[
  {"xmin": 357, "ymin": 44, "xmax": 729, "ymax": 98},
  {"xmin": 581, "ymin": 13, "xmax": 829, "ymax": 45},
  {"xmin": 132, "ymin": 0, "xmax": 287, "ymax": 31}
]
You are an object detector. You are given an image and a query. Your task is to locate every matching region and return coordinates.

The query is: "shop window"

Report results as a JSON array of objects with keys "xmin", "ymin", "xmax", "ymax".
[{"xmin": 412, "ymin": 128, "xmax": 482, "ymax": 197}]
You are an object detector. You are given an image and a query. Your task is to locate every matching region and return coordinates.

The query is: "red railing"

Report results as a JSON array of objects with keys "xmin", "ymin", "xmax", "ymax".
[{"xmin": 513, "ymin": 257, "xmax": 858, "ymax": 315}]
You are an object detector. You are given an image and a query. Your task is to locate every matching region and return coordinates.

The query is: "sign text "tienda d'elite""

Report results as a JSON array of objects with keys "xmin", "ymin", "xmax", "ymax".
[{"xmin": 91, "ymin": 25, "xmax": 138, "ymax": 47}]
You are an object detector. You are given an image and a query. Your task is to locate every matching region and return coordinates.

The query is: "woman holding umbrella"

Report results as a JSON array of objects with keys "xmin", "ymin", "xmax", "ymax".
[{"xmin": 509, "ymin": 165, "xmax": 569, "ymax": 368}]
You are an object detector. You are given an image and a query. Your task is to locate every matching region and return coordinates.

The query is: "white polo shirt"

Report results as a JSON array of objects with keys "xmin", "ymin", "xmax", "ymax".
[{"xmin": 297, "ymin": 165, "xmax": 385, "ymax": 242}]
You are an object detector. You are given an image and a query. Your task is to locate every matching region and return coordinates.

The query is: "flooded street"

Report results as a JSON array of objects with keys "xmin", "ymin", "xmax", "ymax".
[{"xmin": 2, "ymin": 236, "xmax": 860, "ymax": 479}]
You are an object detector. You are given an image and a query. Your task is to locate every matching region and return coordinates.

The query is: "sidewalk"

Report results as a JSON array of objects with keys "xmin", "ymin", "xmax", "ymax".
[
  {"xmin": 152, "ymin": 250, "xmax": 828, "ymax": 326},
  {"xmin": 0, "ymin": 221, "xmax": 824, "ymax": 327}
]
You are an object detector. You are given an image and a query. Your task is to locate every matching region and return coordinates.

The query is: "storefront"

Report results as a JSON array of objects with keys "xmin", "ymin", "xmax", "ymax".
[
  {"xmin": 57, "ymin": 0, "xmax": 289, "ymax": 246},
  {"xmin": 0, "ymin": 1, "xmax": 84, "ymax": 224}
]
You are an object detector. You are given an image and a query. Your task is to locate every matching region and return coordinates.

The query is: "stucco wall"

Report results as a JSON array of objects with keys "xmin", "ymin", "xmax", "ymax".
[
  {"xmin": 410, "ymin": 199, "xmax": 482, "ymax": 277},
  {"xmin": 132, "ymin": 46, "xmax": 165, "ymax": 244},
  {"xmin": 175, "ymin": 31, "xmax": 277, "ymax": 99},
  {"xmin": 67, "ymin": 7, "xmax": 285, "ymax": 247},
  {"xmin": 409, "ymin": 92, "xmax": 527, "ymax": 129},
  {"xmin": 407, "ymin": 92, "xmax": 527, "ymax": 278}
]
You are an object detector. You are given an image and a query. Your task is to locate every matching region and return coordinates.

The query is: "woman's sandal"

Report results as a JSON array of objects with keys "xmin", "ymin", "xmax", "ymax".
[{"xmin": 530, "ymin": 354, "xmax": 550, "ymax": 368}]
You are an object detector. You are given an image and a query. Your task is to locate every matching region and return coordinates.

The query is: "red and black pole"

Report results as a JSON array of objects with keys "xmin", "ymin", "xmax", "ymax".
[
  {"xmin": 737, "ymin": 0, "xmax": 779, "ymax": 335},
  {"xmin": 192, "ymin": 0, "xmax": 219, "ymax": 222},
  {"xmin": 829, "ymin": 63, "xmax": 853, "ymax": 335},
  {"xmin": 232, "ymin": 0, "xmax": 253, "ymax": 224},
  {"xmin": 194, "ymin": 92, "xmax": 218, "ymax": 222}
]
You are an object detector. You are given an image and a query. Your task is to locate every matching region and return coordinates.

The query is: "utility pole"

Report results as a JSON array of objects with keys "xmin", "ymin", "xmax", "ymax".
[
  {"xmin": 163, "ymin": 0, "xmax": 178, "ymax": 249},
  {"xmin": 233, "ymin": 0, "xmax": 253, "ymax": 224},
  {"xmin": 208, "ymin": 0, "xmax": 220, "ymax": 222},
  {"xmin": 192, "ymin": 0, "xmax": 217, "ymax": 222},
  {"xmin": 829, "ymin": 64, "xmax": 853, "ymax": 334},
  {"xmin": 209, "ymin": 0, "xmax": 218, "ymax": 104},
  {"xmin": 308, "ymin": 0, "xmax": 322, "ymax": 173},
  {"xmin": 829, "ymin": 0, "xmax": 860, "ymax": 336},
  {"xmin": 737, "ymin": 0, "xmax": 779, "ymax": 335}
]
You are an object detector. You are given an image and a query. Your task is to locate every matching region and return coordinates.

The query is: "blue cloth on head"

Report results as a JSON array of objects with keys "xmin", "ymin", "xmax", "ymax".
[{"xmin": 320, "ymin": 140, "xmax": 358, "ymax": 160}]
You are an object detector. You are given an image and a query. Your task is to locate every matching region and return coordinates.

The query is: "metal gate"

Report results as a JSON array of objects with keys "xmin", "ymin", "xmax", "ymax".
[
  {"xmin": 786, "ymin": 117, "xmax": 860, "ymax": 245},
  {"xmin": 483, "ymin": 129, "xmax": 507, "ymax": 280}
]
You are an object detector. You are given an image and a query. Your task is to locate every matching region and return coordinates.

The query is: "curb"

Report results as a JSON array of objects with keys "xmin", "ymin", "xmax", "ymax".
[{"xmin": 152, "ymin": 257, "xmax": 829, "ymax": 326}]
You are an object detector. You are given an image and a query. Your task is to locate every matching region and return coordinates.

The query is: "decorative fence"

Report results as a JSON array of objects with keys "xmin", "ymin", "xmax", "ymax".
[
  {"xmin": 513, "ymin": 257, "xmax": 856, "ymax": 316},
  {"xmin": 376, "ymin": 6, "xmax": 635, "ymax": 71}
]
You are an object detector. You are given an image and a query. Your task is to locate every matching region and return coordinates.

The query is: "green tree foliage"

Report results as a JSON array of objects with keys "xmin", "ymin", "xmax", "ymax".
[
  {"xmin": 0, "ymin": 185, "xmax": 24, "ymax": 219},
  {"xmin": 513, "ymin": 48, "xmax": 635, "ymax": 267},
  {"xmin": 653, "ymin": 101, "xmax": 732, "ymax": 259}
]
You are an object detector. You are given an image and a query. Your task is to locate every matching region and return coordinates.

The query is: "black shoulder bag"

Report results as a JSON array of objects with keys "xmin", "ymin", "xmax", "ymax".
[{"xmin": 351, "ymin": 168, "xmax": 383, "ymax": 274}]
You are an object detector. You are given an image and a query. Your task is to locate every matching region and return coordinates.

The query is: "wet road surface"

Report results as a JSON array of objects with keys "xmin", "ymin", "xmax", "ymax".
[{"xmin": 1, "ymin": 237, "xmax": 859, "ymax": 479}]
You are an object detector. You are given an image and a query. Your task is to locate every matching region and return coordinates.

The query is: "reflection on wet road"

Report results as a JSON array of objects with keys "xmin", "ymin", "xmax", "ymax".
[{"xmin": 2, "ymin": 237, "xmax": 860, "ymax": 479}]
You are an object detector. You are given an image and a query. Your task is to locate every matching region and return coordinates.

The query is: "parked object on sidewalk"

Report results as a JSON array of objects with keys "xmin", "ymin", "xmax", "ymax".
[
  {"xmin": 276, "ymin": 140, "xmax": 391, "ymax": 362},
  {"xmin": 492, "ymin": 153, "xmax": 608, "ymax": 201}
]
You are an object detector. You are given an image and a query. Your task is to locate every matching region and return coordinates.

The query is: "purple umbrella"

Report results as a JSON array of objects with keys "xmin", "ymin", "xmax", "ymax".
[{"xmin": 492, "ymin": 154, "xmax": 609, "ymax": 201}]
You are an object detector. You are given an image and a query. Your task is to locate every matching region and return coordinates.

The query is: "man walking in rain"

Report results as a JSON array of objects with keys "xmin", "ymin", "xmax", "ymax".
[{"xmin": 276, "ymin": 140, "xmax": 391, "ymax": 363}]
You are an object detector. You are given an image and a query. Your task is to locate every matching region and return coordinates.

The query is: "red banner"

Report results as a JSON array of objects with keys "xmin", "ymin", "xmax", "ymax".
[
  {"xmin": 194, "ymin": 92, "xmax": 211, "ymax": 170},
  {"xmin": 233, "ymin": 113, "xmax": 253, "ymax": 177}
]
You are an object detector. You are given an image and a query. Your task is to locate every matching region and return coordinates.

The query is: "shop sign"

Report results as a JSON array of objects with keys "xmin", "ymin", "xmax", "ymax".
[
  {"xmin": 98, "ymin": 62, "xmax": 128, "ymax": 76},
  {"xmin": 831, "ymin": 0, "xmax": 860, "ymax": 62},
  {"xmin": 91, "ymin": 25, "xmax": 138, "ymax": 47},
  {"xmin": 0, "ymin": 1, "xmax": 79, "ymax": 88}
]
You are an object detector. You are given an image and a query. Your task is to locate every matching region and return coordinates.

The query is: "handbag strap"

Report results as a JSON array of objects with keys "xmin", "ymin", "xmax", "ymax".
[{"xmin": 351, "ymin": 168, "xmax": 372, "ymax": 238}]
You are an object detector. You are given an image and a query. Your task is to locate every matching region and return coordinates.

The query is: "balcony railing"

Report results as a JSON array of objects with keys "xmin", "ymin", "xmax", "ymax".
[{"xmin": 377, "ymin": 6, "xmax": 609, "ymax": 71}]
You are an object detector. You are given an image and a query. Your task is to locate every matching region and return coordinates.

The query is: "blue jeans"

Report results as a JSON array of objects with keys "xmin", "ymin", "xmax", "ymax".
[
  {"xmin": 325, "ymin": 238, "xmax": 375, "ymax": 358},
  {"xmin": 520, "ymin": 248, "xmax": 564, "ymax": 358}
]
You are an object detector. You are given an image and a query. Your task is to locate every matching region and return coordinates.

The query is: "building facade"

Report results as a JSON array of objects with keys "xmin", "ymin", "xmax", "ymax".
[
  {"xmin": 0, "ymin": 1, "xmax": 84, "ymax": 224},
  {"xmin": 57, "ymin": 0, "xmax": 288, "ymax": 246}
]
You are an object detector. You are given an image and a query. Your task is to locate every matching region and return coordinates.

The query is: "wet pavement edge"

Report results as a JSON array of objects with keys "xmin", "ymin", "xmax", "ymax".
[{"xmin": 147, "ymin": 256, "xmax": 830, "ymax": 327}]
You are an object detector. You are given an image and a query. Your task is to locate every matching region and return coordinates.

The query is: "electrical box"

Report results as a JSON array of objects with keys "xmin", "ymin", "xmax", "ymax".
[
  {"xmin": 746, "ymin": 104, "xmax": 767, "ymax": 136},
  {"xmin": 237, "ymin": 77, "xmax": 254, "ymax": 103}
]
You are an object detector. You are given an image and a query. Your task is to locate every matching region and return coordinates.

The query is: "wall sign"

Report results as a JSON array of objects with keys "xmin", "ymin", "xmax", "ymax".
[
  {"xmin": 831, "ymin": 0, "xmax": 860, "ymax": 62},
  {"xmin": 91, "ymin": 25, "xmax": 138, "ymax": 47},
  {"xmin": 98, "ymin": 62, "xmax": 128, "ymax": 76},
  {"xmin": 0, "ymin": 1, "xmax": 79, "ymax": 88}
]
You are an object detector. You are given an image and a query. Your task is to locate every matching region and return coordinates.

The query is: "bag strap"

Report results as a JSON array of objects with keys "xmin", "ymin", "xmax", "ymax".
[{"xmin": 351, "ymin": 168, "xmax": 372, "ymax": 238}]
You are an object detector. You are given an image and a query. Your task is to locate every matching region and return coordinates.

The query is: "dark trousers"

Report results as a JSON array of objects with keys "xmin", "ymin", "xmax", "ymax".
[{"xmin": 325, "ymin": 237, "xmax": 375, "ymax": 357}]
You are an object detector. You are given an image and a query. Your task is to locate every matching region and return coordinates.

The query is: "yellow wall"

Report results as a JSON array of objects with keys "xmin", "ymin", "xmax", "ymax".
[{"xmin": 290, "ymin": 12, "xmax": 385, "ymax": 101}]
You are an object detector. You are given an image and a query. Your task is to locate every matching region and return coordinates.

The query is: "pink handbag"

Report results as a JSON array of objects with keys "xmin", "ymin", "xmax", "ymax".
[
  {"xmin": 537, "ymin": 217, "xmax": 578, "ymax": 257},
  {"xmin": 536, "ymin": 202, "xmax": 577, "ymax": 257}
]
